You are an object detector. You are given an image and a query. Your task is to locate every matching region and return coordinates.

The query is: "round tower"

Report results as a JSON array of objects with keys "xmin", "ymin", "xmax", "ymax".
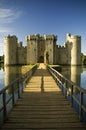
[
  {"xmin": 4, "ymin": 35, "xmax": 17, "ymax": 65},
  {"xmin": 71, "ymin": 35, "xmax": 81, "ymax": 65},
  {"xmin": 66, "ymin": 34, "xmax": 81, "ymax": 66}
]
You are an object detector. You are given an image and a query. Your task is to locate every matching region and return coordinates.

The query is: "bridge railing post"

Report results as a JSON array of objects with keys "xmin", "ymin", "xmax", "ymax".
[
  {"xmin": 3, "ymin": 92, "xmax": 7, "ymax": 122},
  {"xmin": 79, "ymin": 91, "xmax": 83, "ymax": 121},
  {"xmin": 71, "ymin": 85, "xmax": 73, "ymax": 107},
  {"xmin": 64, "ymin": 79, "xmax": 67, "ymax": 98},
  {"xmin": 12, "ymin": 84, "xmax": 15, "ymax": 106},
  {"xmin": 20, "ymin": 77, "xmax": 23, "ymax": 93},
  {"xmin": 17, "ymin": 80, "xmax": 20, "ymax": 99},
  {"xmin": 60, "ymin": 76, "xmax": 63, "ymax": 92}
]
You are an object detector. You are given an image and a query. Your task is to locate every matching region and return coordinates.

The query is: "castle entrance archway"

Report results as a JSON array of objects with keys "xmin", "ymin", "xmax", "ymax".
[{"xmin": 38, "ymin": 56, "xmax": 44, "ymax": 63}]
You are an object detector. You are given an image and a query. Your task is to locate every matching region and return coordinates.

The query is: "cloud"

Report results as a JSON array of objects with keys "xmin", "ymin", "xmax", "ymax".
[
  {"xmin": 0, "ymin": 43, "xmax": 4, "ymax": 55},
  {"xmin": 0, "ymin": 8, "xmax": 22, "ymax": 24},
  {"xmin": 0, "ymin": 28, "xmax": 12, "ymax": 33},
  {"xmin": 0, "ymin": 7, "xmax": 22, "ymax": 55}
]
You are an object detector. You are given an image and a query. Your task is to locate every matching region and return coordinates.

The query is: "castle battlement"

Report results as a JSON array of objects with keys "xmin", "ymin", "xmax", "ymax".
[
  {"xmin": 26, "ymin": 34, "xmax": 57, "ymax": 41},
  {"xmin": 4, "ymin": 35, "xmax": 17, "ymax": 40},
  {"xmin": 70, "ymin": 35, "xmax": 81, "ymax": 39},
  {"xmin": 57, "ymin": 45, "xmax": 65, "ymax": 49},
  {"xmin": 44, "ymin": 34, "xmax": 57, "ymax": 40},
  {"xmin": 18, "ymin": 42, "xmax": 23, "ymax": 47},
  {"xmin": 66, "ymin": 33, "xmax": 81, "ymax": 41},
  {"xmin": 26, "ymin": 34, "xmax": 40, "ymax": 41}
]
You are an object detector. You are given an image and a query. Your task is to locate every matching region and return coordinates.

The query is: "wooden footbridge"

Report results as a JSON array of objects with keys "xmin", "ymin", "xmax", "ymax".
[{"xmin": 0, "ymin": 64, "xmax": 86, "ymax": 130}]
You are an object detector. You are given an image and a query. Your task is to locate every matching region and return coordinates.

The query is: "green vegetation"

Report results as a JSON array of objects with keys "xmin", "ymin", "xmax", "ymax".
[
  {"xmin": 0, "ymin": 55, "xmax": 4, "ymax": 63},
  {"xmin": 49, "ymin": 64, "xmax": 60, "ymax": 67},
  {"xmin": 21, "ymin": 64, "xmax": 37, "ymax": 74},
  {"xmin": 49, "ymin": 64, "xmax": 62, "ymax": 72},
  {"xmin": 0, "ymin": 54, "xmax": 86, "ymax": 66},
  {"xmin": 81, "ymin": 53, "xmax": 86, "ymax": 65},
  {"xmin": 0, "ymin": 55, "xmax": 4, "ymax": 70}
]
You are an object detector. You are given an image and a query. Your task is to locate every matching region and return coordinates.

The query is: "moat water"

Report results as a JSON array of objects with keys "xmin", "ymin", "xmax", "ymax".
[
  {"xmin": 0, "ymin": 65, "xmax": 86, "ymax": 90},
  {"xmin": 61, "ymin": 66, "xmax": 86, "ymax": 90}
]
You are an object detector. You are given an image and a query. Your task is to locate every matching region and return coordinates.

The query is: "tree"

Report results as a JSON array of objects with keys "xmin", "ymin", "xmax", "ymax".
[
  {"xmin": 0, "ymin": 55, "xmax": 4, "ymax": 63},
  {"xmin": 81, "ymin": 53, "xmax": 86, "ymax": 65},
  {"xmin": 0, "ymin": 56, "xmax": 1, "ymax": 61}
]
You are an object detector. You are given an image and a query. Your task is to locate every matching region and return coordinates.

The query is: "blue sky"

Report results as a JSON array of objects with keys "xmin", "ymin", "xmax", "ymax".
[{"xmin": 0, "ymin": 0, "xmax": 86, "ymax": 55}]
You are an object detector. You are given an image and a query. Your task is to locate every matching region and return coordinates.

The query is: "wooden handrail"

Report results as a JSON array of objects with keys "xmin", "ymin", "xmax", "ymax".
[
  {"xmin": 47, "ymin": 65, "xmax": 86, "ymax": 122},
  {"xmin": 0, "ymin": 64, "xmax": 37, "ymax": 124}
]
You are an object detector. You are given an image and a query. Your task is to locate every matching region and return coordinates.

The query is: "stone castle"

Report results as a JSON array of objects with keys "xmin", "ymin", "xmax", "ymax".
[{"xmin": 4, "ymin": 33, "xmax": 81, "ymax": 66}]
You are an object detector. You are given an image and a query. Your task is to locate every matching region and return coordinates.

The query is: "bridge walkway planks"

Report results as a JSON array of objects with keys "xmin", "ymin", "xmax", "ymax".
[{"xmin": 0, "ymin": 64, "xmax": 86, "ymax": 130}]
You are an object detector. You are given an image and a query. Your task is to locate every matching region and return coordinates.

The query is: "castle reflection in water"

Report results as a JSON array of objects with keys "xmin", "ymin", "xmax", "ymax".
[
  {"xmin": 61, "ymin": 66, "xmax": 83, "ymax": 95},
  {"xmin": 4, "ymin": 65, "xmax": 84, "ymax": 94},
  {"xmin": 4, "ymin": 66, "xmax": 22, "ymax": 94}
]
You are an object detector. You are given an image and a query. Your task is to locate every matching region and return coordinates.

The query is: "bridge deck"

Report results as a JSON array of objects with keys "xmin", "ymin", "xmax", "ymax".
[{"xmin": 0, "ymin": 64, "xmax": 86, "ymax": 130}]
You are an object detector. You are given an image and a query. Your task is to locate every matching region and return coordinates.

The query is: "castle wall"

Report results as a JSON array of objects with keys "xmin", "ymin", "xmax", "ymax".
[
  {"xmin": 26, "ymin": 35, "xmax": 38, "ymax": 64},
  {"xmin": 45, "ymin": 39, "xmax": 53, "ymax": 64},
  {"xmin": 56, "ymin": 46, "xmax": 68, "ymax": 65},
  {"xmin": 17, "ymin": 46, "xmax": 27, "ymax": 64},
  {"xmin": 44, "ymin": 35, "xmax": 57, "ymax": 64},
  {"xmin": 27, "ymin": 40, "xmax": 37, "ymax": 64},
  {"xmin": 37, "ymin": 38, "xmax": 45, "ymax": 62},
  {"xmin": 64, "ymin": 41, "xmax": 71, "ymax": 65}
]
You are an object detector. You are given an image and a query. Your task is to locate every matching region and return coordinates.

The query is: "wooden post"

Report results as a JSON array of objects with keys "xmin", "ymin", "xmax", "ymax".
[
  {"xmin": 71, "ymin": 85, "xmax": 73, "ymax": 107},
  {"xmin": 65, "ymin": 80, "xmax": 67, "ymax": 98},
  {"xmin": 79, "ymin": 91, "xmax": 83, "ymax": 121},
  {"xmin": 12, "ymin": 84, "xmax": 15, "ymax": 106},
  {"xmin": 19, "ymin": 76, "xmax": 23, "ymax": 93},
  {"xmin": 17, "ymin": 80, "xmax": 20, "ymax": 98},
  {"xmin": 61, "ymin": 77, "xmax": 64, "ymax": 93},
  {"xmin": 3, "ymin": 92, "xmax": 7, "ymax": 122}
]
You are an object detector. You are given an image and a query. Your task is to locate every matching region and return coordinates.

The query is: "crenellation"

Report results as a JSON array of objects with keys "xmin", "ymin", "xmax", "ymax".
[
  {"xmin": 5, "ymin": 35, "xmax": 17, "ymax": 39},
  {"xmin": 18, "ymin": 42, "xmax": 23, "ymax": 47},
  {"xmin": 57, "ymin": 45, "xmax": 65, "ymax": 48},
  {"xmin": 26, "ymin": 34, "xmax": 39, "ymax": 41},
  {"xmin": 44, "ymin": 34, "xmax": 57, "ymax": 40},
  {"xmin": 4, "ymin": 33, "xmax": 81, "ymax": 66},
  {"xmin": 66, "ymin": 33, "xmax": 81, "ymax": 41}
]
